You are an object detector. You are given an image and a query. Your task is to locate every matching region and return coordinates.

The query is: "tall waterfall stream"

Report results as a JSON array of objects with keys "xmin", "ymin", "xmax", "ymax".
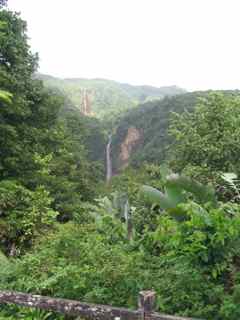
[{"xmin": 106, "ymin": 134, "xmax": 112, "ymax": 183}]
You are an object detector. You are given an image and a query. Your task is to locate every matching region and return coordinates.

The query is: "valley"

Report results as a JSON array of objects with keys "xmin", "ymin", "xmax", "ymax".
[{"xmin": 1, "ymin": 1, "xmax": 240, "ymax": 320}]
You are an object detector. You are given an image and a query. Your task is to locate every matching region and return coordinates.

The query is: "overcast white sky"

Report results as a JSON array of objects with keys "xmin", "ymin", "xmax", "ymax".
[{"xmin": 7, "ymin": 0, "xmax": 240, "ymax": 91}]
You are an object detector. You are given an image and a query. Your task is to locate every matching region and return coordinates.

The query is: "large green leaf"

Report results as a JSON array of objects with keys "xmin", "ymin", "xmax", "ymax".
[
  {"xmin": 141, "ymin": 172, "xmax": 217, "ymax": 221},
  {"xmin": 0, "ymin": 90, "xmax": 12, "ymax": 104},
  {"xmin": 166, "ymin": 174, "xmax": 216, "ymax": 205},
  {"xmin": 141, "ymin": 185, "xmax": 175, "ymax": 209},
  {"xmin": 165, "ymin": 173, "xmax": 185, "ymax": 205}
]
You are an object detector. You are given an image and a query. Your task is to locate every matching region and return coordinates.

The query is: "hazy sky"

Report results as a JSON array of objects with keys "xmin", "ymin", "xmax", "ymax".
[{"xmin": 7, "ymin": 0, "xmax": 240, "ymax": 91}]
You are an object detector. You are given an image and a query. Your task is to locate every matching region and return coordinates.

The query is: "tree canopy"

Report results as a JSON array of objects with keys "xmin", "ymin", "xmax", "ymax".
[
  {"xmin": 169, "ymin": 93, "xmax": 240, "ymax": 179},
  {"xmin": 0, "ymin": 7, "xmax": 104, "ymax": 254}
]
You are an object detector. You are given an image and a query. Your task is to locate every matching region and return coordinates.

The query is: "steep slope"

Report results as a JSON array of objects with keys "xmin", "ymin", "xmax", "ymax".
[
  {"xmin": 43, "ymin": 84, "xmax": 107, "ymax": 165},
  {"xmin": 111, "ymin": 90, "xmax": 240, "ymax": 171},
  {"xmin": 37, "ymin": 74, "xmax": 186, "ymax": 118}
]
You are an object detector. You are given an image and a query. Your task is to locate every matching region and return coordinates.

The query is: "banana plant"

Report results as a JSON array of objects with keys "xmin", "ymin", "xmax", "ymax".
[
  {"xmin": 94, "ymin": 192, "xmax": 134, "ymax": 241},
  {"xmin": 0, "ymin": 89, "xmax": 12, "ymax": 104},
  {"xmin": 140, "ymin": 168, "xmax": 217, "ymax": 220}
]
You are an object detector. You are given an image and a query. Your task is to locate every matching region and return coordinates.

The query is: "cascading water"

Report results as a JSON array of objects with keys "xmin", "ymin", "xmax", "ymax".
[{"xmin": 106, "ymin": 134, "xmax": 112, "ymax": 183}]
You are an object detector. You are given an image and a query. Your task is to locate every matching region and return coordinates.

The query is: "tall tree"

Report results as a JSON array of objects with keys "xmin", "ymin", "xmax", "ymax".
[
  {"xmin": 169, "ymin": 93, "xmax": 240, "ymax": 177},
  {"xmin": 0, "ymin": 7, "xmax": 102, "ymax": 253}
]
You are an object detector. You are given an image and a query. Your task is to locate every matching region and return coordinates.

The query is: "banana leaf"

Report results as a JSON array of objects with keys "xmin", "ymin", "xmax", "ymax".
[
  {"xmin": 141, "ymin": 185, "xmax": 176, "ymax": 209},
  {"xmin": 0, "ymin": 90, "xmax": 12, "ymax": 104}
]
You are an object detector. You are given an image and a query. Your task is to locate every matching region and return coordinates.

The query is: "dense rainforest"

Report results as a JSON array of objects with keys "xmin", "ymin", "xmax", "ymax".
[
  {"xmin": 38, "ymin": 73, "xmax": 185, "ymax": 120},
  {"xmin": 111, "ymin": 90, "xmax": 240, "ymax": 171},
  {"xmin": 2, "ymin": 2, "xmax": 240, "ymax": 320}
]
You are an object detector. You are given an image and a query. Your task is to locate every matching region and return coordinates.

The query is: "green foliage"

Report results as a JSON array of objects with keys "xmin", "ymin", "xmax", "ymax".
[
  {"xmin": 38, "ymin": 74, "xmax": 185, "ymax": 120},
  {"xmin": 61, "ymin": 106, "xmax": 107, "ymax": 163},
  {"xmin": 111, "ymin": 91, "xmax": 240, "ymax": 171},
  {"xmin": 3, "ymin": 3, "xmax": 240, "ymax": 320},
  {"xmin": 92, "ymin": 192, "xmax": 134, "ymax": 241},
  {"xmin": 0, "ymin": 249, "xmax": 8, "ymax": 265},
  {"xmin": 0, "ymin": 180, "xmax": 57, "ymax": 255},
  {"xmin": 140, "ymin": 169, "xmax": 217, "ymax": 221},
  {"xmin": 169, "ymin": 93, "xmax": 240, "ymax": 178},
  {"xmin": 0, "ymin": 89, "xmax": 12, "ymax": 103},
  {"xmin": 1, "ymin": 197, "xmax": 240, "ymax": 319},
  {"xmin": 0, "ymin": 162, "xmax": 239, "ymax": 320},
  {"xmin": 0, "ymin": 305, "xmax": 64, "ymax": 320},
  {"xmin": 0, "ymin": 9, "xmax": 59, "ymax": 185},
  {"xmin": 0, "ymin": 223, "xmax": 137, "ymax": 304},
  {"xmin": 0, "ymin": 6, "xmax": 105, "ymax": 257},
  {"xmin": 111, "ymin": 92, "xmax": 204, "ymax": 170}
]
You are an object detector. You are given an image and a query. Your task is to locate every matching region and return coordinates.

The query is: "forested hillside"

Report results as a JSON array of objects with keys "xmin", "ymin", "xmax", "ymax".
[
  {"xmin": 59, "ymin": 98, "xmax": 107, "ymax": 163},
  {"xmin": 111, "ymin": 90, "xmax": 240, "ymax": 171},
  {"xmin": 2, "ymin": 1, "xmax": 240, "ymax": 320},
  {"xmin": 111, "ymin": 92, "xmax": 199, "ymax": 171},
  {"xmin": 38, "ymin": 73, "xmax": 185, "ymax": 119}
]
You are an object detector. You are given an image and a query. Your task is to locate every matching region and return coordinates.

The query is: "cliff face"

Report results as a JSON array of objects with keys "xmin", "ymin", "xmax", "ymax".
[
  {"xmin": 111, "ymin": 92, "xmax": 212, "ymax": 171},
  {"xmin": 118, "ymin": 127, "xmax": 143, "ymax": 170}
]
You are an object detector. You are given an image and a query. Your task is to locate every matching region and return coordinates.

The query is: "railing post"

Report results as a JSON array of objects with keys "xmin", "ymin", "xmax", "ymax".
[{"xmin": 138, "ymin": 290, "xmax": 156, "ymax": 320}]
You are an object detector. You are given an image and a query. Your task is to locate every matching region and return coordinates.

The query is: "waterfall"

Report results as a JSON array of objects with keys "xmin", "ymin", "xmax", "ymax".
[{"xmin": 106, "ymin": 134, "xmax": 112, "ymax": 183}]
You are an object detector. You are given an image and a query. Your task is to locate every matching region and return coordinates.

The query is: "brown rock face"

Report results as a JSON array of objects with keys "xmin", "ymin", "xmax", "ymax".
[
  {"xmin": 119, "ymin": 127, "xmax": 142, "ymax": 169},
  {"xmin": 80, "ymin": 89, "xmax": 95, "ymax": 116}
]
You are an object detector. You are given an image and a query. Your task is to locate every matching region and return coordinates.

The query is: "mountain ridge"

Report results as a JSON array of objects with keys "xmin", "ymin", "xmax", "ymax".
[
  {"xmin": 37, "ymin": 73, "xmax": 185, "ymax": 91},
  {"xmin": 36, "ymin": 73, "xmax": 186, "ymax": 118}
]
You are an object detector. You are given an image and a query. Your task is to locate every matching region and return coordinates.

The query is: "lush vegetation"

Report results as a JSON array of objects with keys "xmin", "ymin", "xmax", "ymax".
[
  {"xmin": 38, "ymin": 74, "xmax": 185, "ymax": 120},
  {"xmin": 169, "ymin": 93, "xmax": 240, "ymax": 182},
  {"xmin": 2, "ymin": 2, "xmax": 240, "ymax": 320},
  {"xmin": 111, "ymin": 92, "xmax": 201, "ymax": 170},
  {"xmin": 2, "ymin": 164, "xmax": 240, "ymax": 320},
  {"xmin": 0, "ymin": 3, "xmax": 104, "ymax": 256},
  {"xmin": 111, "ymin": 90, "xmax": 240, "ymax": 171}
]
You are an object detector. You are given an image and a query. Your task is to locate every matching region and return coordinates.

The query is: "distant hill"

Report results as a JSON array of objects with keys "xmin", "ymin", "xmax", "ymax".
[
  {"xmin": 36, "ymin": 73, "xmax": 186, "ymax": 118},
  {"xmin": 33, "ymin": 75, "xmax": 107, "ymax": 165}
]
